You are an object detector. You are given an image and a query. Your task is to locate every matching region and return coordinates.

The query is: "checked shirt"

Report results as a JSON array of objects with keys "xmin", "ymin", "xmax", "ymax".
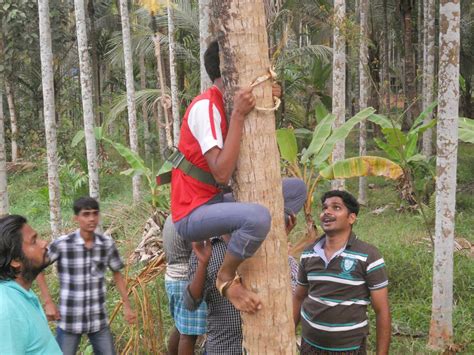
[{"xmin": 48, "ymin": 230, "xmax": 124, "ymax": 334}]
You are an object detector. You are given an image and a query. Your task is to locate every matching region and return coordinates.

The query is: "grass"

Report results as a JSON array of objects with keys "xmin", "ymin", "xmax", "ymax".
[{"xmin": 7, "ymin": 142, "xmax": 474, "ymax": 354}]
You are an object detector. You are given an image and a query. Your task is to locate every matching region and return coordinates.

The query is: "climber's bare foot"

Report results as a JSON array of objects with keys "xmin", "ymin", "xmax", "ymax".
[{"xmin": 216, "ymin": 276, "xmax": 262, "ymax": 313}]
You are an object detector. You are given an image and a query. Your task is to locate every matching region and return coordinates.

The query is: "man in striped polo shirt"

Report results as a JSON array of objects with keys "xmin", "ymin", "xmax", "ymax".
[{"xmin": 293, "ymin": 190, "xmax": 391, "ymax": 354}]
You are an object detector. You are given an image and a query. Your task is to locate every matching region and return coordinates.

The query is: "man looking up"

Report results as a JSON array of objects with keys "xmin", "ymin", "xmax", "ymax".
[
  {"xmin": 293, "ymin": 190, "xmax": 391, "ymax": 354},
  {"xmin": 171, "ymin": 40, "xmax": 305, "ymax": 313},
  {"xmin": 0, "ymin": 215, "xmax": 62, "ymax": 354}
]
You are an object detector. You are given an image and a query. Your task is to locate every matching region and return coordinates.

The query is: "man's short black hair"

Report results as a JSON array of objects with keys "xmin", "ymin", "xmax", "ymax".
[
  {"xmin": 204, "ymin": 41, "xmax": 221, "ymax": 82},
  {"xmin": 321, "ymin": 190, "xmax": 360, "ymax": 216},
  {"xmin": 0, "ymin": 215, "xmax": 27, "ymax": 280},
  {"xmin": 73, "ymin": 197, "xmax": 100, "ymax": 215}
]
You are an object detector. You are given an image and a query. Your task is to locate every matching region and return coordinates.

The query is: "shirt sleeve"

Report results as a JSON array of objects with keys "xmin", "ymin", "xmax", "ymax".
[
  {"xmin": 107, "ymin": 240, "xmax": 125, "ymax": 272},
  {"xmin": 365, "ymin": 247, "xmax": 388, "ymax": 290},
  {"xmin": 187, "ymin": 99, "xmax": 224, "ymax": 154},
  {"xmin": 183, "ymin": 253, "xmax": 204, "ymax": 311},
  {"xmin": 297, "ymin": 257, "xmax": 308, "ymax": 286},
  {"xmin": 47, "ymin": 238, "xmax": 61, "ymax": 264}
]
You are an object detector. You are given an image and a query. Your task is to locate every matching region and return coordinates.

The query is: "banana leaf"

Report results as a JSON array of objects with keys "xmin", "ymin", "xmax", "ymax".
[
  {"xmin": 319, "ymin": 156, "xmax": 403, "ymax": 180},
  {"xmin": 368, "ymin": 114, "xmax": 396, "ymax": 129},
  {"xmin": 374, "ymin": 138, "xmax": 402, "ymax": 162},
  {"xmin": 276, "ymin": 128, "xmax": 298, "ymax": 163},
  {"xmin": 411, "ymin": 101, "xmax": 438, "ymax": 129},
  {"xmin": 103, "ymin": 138, "xmax": 149, "ymax": 175},
  {"xmin": 459, "ymin": 117, "xmax": 474, "ymax": 143},
  {"xmin": 301, "ymin": 113, "xmax": 335, "ymax": 163},
  {"xmin": 312, "ymin": 107, "xmax": 376, "ymax": 166}
]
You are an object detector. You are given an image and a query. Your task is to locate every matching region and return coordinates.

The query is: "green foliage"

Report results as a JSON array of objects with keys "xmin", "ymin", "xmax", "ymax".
[
  {"xmin": 459, "ymin": 117, "xmax": 474, "ymax": 143},
  {"xmin": 319, "ymin": 156, "xmax": 403, "ymax": 180},
  {"xmin": 58, "ymin": 159, "xmax": 89, "ymax": 208}
]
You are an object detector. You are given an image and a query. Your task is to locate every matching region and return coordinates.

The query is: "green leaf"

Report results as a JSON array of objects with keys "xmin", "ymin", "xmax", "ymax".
[
  {"xmin": 405, "ymin": 132, "xmax": 418, "ymax": 159},
  {"xmin": 294, "ymin": 128, "xmax": 313, "ymax": 139},
  {"xmin": 314, "ymin": 102, "xmax": 329, "ymax": 123},
  {"xmin": 382, "ymin": 127, "xmax": 407, "ymax": 147},
  {"xmin": 319, "ymin": 156, "xmax": 403, "ymax": 180},
  {"xmin": 459, "ymin": 118, "xmax": 474, "ymax": 143},
  {"xmin": 94, "ymin": 127, "xmax": 103, "ymax": 140},
  {"xmin": 276, "ymin": 128, "xmax": 298, "ymax": 163},
  {"xmin": 374, "ymin": 138, "xmax": 402, "ymax": 162},
  {"xmin": 313, "ymin": 107, "xmax": 376, "ymax": 166},
  {"xmin": 411, "ymin": 101, "xmax": 437, "ymax": 130},
  {"xmin": 407, "ymin": 154, "xmax": 426, "ymax": 163},
  {"xmin": 103, "ymin": 138, "xmax": 149, "ymax": 176},
  {"xmin": 410, "ymin": 118, "xmax": 437, "ymax": 137},
  {"xmin": 368, "ymin": 113, "xmax": 396, "ymax": 129},
  {"xmin": 301, "ymin": 113, "xmax": 335, "ymax": 163},
  {"xmin": 71, "ymin": 130, "xmax": 85, "ymax": 148}
]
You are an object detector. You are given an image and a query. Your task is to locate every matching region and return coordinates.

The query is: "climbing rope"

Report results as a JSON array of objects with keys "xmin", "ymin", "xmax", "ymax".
[{"xmin": 249, "ymin": 67, "xmax": 281, "ymax": 112}]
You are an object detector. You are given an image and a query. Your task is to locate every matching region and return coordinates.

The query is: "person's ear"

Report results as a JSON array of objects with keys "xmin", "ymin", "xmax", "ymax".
[
  {"xmin": 10, "ymin": 258, "xmax": 21, "ymax": 270},
  {"xmin": 348, "ymin": 213, "xmax": 357, "ymax": 225}
]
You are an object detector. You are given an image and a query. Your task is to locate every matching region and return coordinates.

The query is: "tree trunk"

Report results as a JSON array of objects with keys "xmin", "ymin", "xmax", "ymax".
[
  {"xmin": 382, "ymin": 0, "xmax": 391, "ymax": 113},
  {"xmin": 4, "ymin": 81, "xmax": 18, "ymax": 162},
  {"xmin": 168, "ymin": 4, "xmax": 181, "ymax": 144},
  {"xmin": 213, "ymin": 1, "xmax": 296, "ymax": 353},
  {"xmin": 139, "ymin": 52, "xmax": 151, "ymax": 160},
  {"xmin": 199, "ymin": 0, "xmax": 213, "ymax": 91},
  {"xmin": 119, "ymin": 0, "xmax": 140, "ymax": 203},
  {"xmin": 38, "ymin": 0, "xmax": 62, "ymax": 237},
  {"xmin": 331, "ymin": 0, "xmax": 346, "ymax": 190},
  {"xmin": 428, "ymin": 0, "xmax": 460, "ymax": 350},
  {"xmin": 0, "ymin": 93, "xmax": 9, "ymax": 216},
  {"xmin": 87, "ymin": 0, "xmax": 101, "ymax": 126},
  {"xmin": 153, "ymin": 31, "xmax": 173, "ymax": 148},
  {"xmin": 358, "ymin": 0, "xmax": 369, "ymax": 205},
  {"xmin": 422, "ymin": 0, "xmax": 436, "ymax": 157},
  {"xmin": 74, "ymin": 0, "xmax": 100, "ymax": 200},
  {"xmin": 400, "ymin": 0, "xmax": 418, "ymax": 129}
]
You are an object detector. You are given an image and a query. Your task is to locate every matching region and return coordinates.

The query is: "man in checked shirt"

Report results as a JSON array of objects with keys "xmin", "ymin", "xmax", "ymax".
[{"xmin": 37, "ymin": 197, "xmax": 137, "ymax": 355}]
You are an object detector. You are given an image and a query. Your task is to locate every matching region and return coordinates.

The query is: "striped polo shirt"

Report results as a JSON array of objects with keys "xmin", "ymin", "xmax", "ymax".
[{"xmin": 297, "ymin": 233, "xmax": 388, "ymax": 352}]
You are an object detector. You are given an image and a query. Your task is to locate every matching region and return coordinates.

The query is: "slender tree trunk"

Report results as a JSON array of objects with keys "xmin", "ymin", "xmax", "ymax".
[
  {"xmin": 401, "ymin": 0, "xmax": 418, "ymax": 129},
  {"xmin": 213, "ymin": 1, "xmax": 296, "ymax": 353},
  {"xmin": 382, "ymin": 0, "xmax": 391, "ymax": 113},
  {"xmin": 168, "ymin": 4, "xmax": 181, "ymax": 144},
  {"xmin": 4, "ymin": 81, "xmax": 18, "ymax": 162},
  {"xmin": 139, "ymin": 52, "xmax": 151, "ymax": 160},
  {"xmin": 38, "ymin": 0, "xmax": 62, "ymax": 236},
  {"xmin": 154, "ymin": 101, "xmax": 167, "ymax": 159},
  {"xmin": 74, "ymin": 0, "xmax": 100, "ymax": 200},
  {"xmin": 119, "ymin": 0, "xmax": 140, "ymax": 203},
  {"xmin": 358, "ymin": 0, "xmax": 369, "ymax": 205},
  {"xmin": 199, "ymin": 0, "xmax": 213, "ymax": 91},
  {"xmin": 87, "ymin": 0, "xmax": 101, "ymax": 126},
  {"xmin": 422, "ymin": 0, "xmax": 436, "ymax": 157},
  {"xmin": 153, "ymin": 30, "xmax": 173, "ymax": 148},
  {"xmin": 428, "ymin": 0, "xmax": 460, "ymax": 350},
  {"xmin": 0, "ymin": 93, "xmax": 9, "ymax": 216},
  {"xmin": 332, "ymin": 0, "xmax": 346, "ymax": 190}
]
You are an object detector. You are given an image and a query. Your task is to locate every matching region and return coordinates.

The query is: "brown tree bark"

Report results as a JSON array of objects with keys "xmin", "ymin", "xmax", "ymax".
[
  {"xmin": 212, "ymin": 1, "xmax": 296, "ymax": 353},
  {"xmin": 400, "ymin": 0, "xmax": 419, "ymax": 129}
]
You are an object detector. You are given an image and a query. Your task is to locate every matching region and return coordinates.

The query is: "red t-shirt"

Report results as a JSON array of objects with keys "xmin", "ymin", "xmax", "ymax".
[{"xmin": 171, "ymin": 86, "xmax": 228, "ymax": 222}]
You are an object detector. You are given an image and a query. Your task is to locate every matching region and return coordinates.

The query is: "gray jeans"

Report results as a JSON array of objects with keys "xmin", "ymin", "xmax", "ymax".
[
  {"xmin": 56, "ymin": 326, "xmax": 116, "ymax": 355},
  {"xmin": 175, "ymin": 178, "xmax": 307, "ymax": 259}
]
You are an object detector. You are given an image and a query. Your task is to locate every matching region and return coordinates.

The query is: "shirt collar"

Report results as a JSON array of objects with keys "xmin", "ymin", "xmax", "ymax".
[
  {"xmin": 0, "ymin": 279, "xmax": 38, "ymax": 302},
  {"xmin": 74, "ymin": 229, "xmax": 103, "ymax": 246}
]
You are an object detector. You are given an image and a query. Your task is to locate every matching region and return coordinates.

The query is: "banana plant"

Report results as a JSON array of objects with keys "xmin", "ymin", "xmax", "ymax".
[
  {"xmin": 71, "ymin": 128, "xmax": 169, "ymax": 209},
  {"xmin": 373, "ymin": 102, "xmax": 438, "ymax": 204},
  {"xmin": 277, "ymin": 106, "xmax": 403, "ymax": 242}
]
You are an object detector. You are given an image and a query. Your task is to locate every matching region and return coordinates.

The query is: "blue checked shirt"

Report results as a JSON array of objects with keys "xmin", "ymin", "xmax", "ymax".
[{"xmin": 48, "ymin": 230, "xmax": 124, "ymax": 334}]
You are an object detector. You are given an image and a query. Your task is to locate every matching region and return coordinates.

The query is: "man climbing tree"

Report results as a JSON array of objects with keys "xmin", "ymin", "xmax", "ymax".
[{"xmin": 209, "ymin": 0, "xmax": 300, "ymax": 353}]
